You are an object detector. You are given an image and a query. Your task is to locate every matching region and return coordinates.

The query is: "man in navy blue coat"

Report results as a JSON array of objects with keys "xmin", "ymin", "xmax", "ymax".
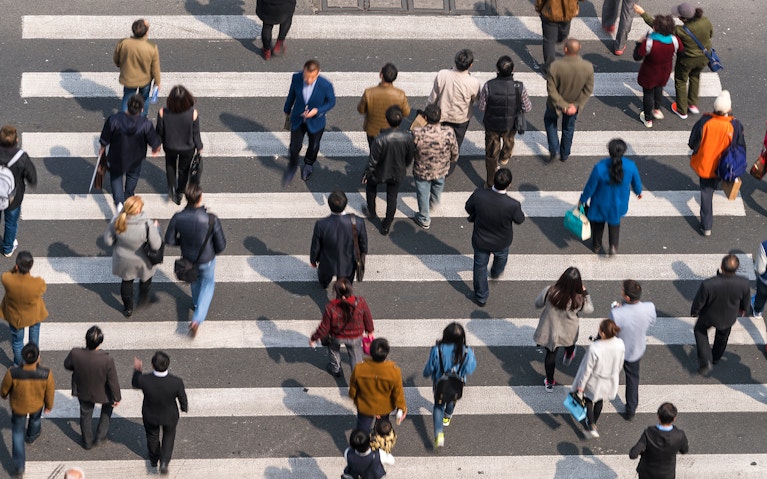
[{"xmin": 283, "ymin": 59, "xmax": 336, "ymax": 185}]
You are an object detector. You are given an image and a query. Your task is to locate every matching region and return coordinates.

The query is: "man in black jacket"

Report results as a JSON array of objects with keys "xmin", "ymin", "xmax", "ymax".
[
  {"xmin": 63, "ymin": 326, "xmax": 121, "ymax": 450},
  {"xmin": 133, "ymin": 351, "xmax": 188, "ymax": 475},
  {"xmin": 691, "ymin": 254, "xmax": 750, "ymax": 375},
  {"xmin": 363, "ymin": 106, "xmax": 415, "ymax": 236},
  {"xmin": 165, "ymin": 183, "xmax": 227, "ymax": 337},
  {"xmin": 0, "ymin": 125, "xmax": 37, "ymax": 258},
  {"xmin": 310, "ymin": 191, "xmax": 368, "ymax": 289},
  {"xmin": 465, "ymin": 168, "xmax": 525, "ymax": 307}
]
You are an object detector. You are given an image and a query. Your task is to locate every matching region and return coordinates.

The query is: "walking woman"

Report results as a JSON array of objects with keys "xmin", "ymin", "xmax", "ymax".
[
  {"xmin": 156, "ymin": 85, "xmax": 203, "ymax": 205},
  {"xmin": 533, "ymin": 267, "xmax": 594, "ymax": 392},
  {"xmin": 104, "ymin": 196, "xmax": 163, "ymax": 317},
  {"xmin": 579, "ymin": 138, "xmax": 642, "ymax": 256},
  {"xmin": 309, "ymin": 279, "xmax": 374, "ymax": 378},
  {"xmin": 423, "ymin": 322, "xmax": 477, "ymax": 449},
  {"xmin": 571, "ymin": 319, "xmax": 625, "ymax": 438},
  {"xmin": 256, "ymin": 0, "xmax": 297, "ymax": 60}
]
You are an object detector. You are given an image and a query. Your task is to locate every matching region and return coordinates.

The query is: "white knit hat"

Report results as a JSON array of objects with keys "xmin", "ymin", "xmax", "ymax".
[{"xmin": 714, "ymin": 90, "xmax": 732, "ymax": 113}]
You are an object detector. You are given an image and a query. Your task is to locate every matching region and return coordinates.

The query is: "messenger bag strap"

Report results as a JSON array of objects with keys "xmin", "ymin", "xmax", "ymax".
[
  {"xmin": 193, "ymin": 214, "xmax": 215, "ymax": 265},
  {"xmin": 349, "ymin": 214, "xmax": 361, "ymax": 262},
  {"xmin": 682, "ymin": 25, "xmax": 709, "ymax": 55}
]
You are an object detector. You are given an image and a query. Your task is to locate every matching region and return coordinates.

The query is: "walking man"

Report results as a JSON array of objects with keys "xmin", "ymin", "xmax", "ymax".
[
  {"xmin": 691, "ymin": 254, "xmax": 750, "ymax": 375},
  {"xmin": 544, "ymin": 39, "xmax": 594, "ymax": 163},
  {"xmin": 358, "ymin": 63, "xmax": 411, "ymax": 146},
  {"xmin": 1, "ymin": 343, "xmax": 54, "ymax": 477},
  {"xmin": 478, "ymin": 55, "xmax": 532, "ymax": 189},
  {"xmin": 114, "ymin": 19, "xmax": 161, "ymax": 116},
  {"xmin": 752, "ymin": 235, "xmax": 767, "ymax": 322},
  {"xmin": 602, "ymin": 0, "xmax": 635, "ymax": 56},
  {"xmin": 310, "ymin": 191, "xmax": 368, "ymax": 289},
  {"xmin": 412, "ymin": 104, "xmax": 458, "ymax": 230},
  {"xmin": 132, "ymin": 351, "xmax": 188, "ymax": 475},
  {"xmin": 0, "ymin": 125, "xmax": 37, "ymax": 257},
  {"xmin": 283, "ymin": 59, "xmax": 337, "ymax": 184},
  {"xmin": 363, "ymin": 106, "xmax": 415, "ymax": 236},
  {"xmin": 165, "ymin": 183, "xmax": 227, "ymax": 337},
  {"xmin": 610, "ymin": 279, "xmax": 657, "ymax": 420},
  {"xmin": 465, "ymin": 168, "xmax": 525, "ymax": 307},
  {"xmin": 64, "ymin": 326, "xmax": 121, "ymax": 450},
  {"xmin": 1, "ymin": 252, "xmax": 48, "ymax": 367},
  {"xmin": 535, "ymin": 0, "xmax": 583, "ymax": 73},
  {"xmin": 427, "ymin": 49, "xmax": 481, "ymax": 149}
]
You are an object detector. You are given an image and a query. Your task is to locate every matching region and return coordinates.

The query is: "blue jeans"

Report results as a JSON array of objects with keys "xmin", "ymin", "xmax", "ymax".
[
  {"xmin": 9, "ymin": 322, "xmax": 40, "ymax": 366},
  {"xmin": 415, "ymin": 177, "xmax": 445, "ymax": 226},
  {"xmin": 754, "ymin": 279, "xmax": 767, "ymax": 314},
  {"xmin": 191, "ymin": 258, "xmax": 216, "ymax": 325},
  {"xmin": 2, "ymin": 206, "xmax": 21, "ymax": 255},
  {"xmin": 121, "ymin": 83, "xmax": 151, "ymax": 117},
  {"xmin": 110, "ymin": 164, "xmax": 143, "ymax": 206},
  {"xmin": 472, "ymin": 246, "xmax": 509, "ymax": 304},
  {"xmin": 433, "ymin": 400, "xmax": 456, "ymax": 437},
  {"xmin": 544, "ymin": 103, "xmax": 578, "ymax": 159},
  {"xmin": 11, "ymin": 409, "xmax": 42, "ymax": 473}
]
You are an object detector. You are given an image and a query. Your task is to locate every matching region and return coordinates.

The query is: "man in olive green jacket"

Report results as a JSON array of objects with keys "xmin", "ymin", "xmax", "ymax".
[{"xmin": 114, "ymin": 18, "xmax": 161, "ymax": 116}]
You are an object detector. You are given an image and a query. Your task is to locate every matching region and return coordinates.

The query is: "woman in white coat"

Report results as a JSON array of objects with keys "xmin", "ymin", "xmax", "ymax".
[{"xmin": 571, "ymin": 319, "xmax": 625, "ymax": 438}]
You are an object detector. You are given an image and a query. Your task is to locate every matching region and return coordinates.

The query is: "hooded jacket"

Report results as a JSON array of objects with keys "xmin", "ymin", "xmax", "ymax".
[
  {"xmin": 630, "ymin": 425, "xmax": 689, "ymax": 479},
  {"xmin": 99, "ymin": 112, "xmax": 161, "ymax": 175},
  {"xmin": 0, "ymin": 146, "xmax": 37, "ymax": 211}
]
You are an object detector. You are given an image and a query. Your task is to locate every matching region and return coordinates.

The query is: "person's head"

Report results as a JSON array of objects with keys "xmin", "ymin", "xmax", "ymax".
[
  {"xmin": 333, "ymin": 278, "xmax": 353, "ymax": 299},
  {"xmin": 0, "ymin": 125, "xmax": 18, "ymax": 147},
  {"xmin": 327, "ymin": 190, "xmax": 348, "ymax": 214},
  {"xmin": 166, "ymin": 85, "xmax": 196, "ymax": 113},
  {"xmin": 185, "ymin": 182, "xmax": 203, "ymax": 206},
  {"xmin": 721, "ymin": 254, "xmax": 739, "ymax": 275},
  {"xmin": 493, "ymin": 168, "xmax": 512, "ymax": 191},
  {"xmin": 549, "ymin": 266, "xmax": 585, "ymax": 311},
  {"xmin": 652, "ymin": 15, "xmax": 676, "ymax": 36},
  {"xmin": 380, "ymin": 63, "xmax": 398, "ymax": 83},
  {"xmin": 424, "ymin": 104, "xmax": 441, "ymax": 124},
  {"xmin": 64, "ymin": 467, "xmax": 85, "ymax": 479},
  {"xmin": 85, "ymin": 325, "xmax": 104, "ymax": 350},
  {"xmin": 15, "ymin": 251, "xmax": 33, "ymax": 275},
  {"xmin": 622, "ymin": 279, "xmax": 642, "ymax": 302},
  {"xmin": 349, "ymin": 429, "xmax": 371, "ymax": 453},
  {"xmin": 375, "ymin": 417, "xmax": 393, "ymax": 436},
  {"xmin": 385, "ymin": 105, "xmax": 404, "ymax": 127},
  {"xmin": 127, "ymin": 94, "xmax": 144, "ymax": 116},
  {"xmin": 454, "ymin": 49, "xmax": 474, "ymax": 71},
  {"xmin": 496, "ymin": 55, "xmax": 514, "ymax": 77},
  {"xmin": 440, "ymin": 322, "xmax": 467, "ymax": 347},
  {"xmin": 115, "ymin": 195, "xmax": 144, "ymax": 234},
  {"xmin": 607, "ymin": 138, "xmax": 627, "ymax": 184},
  {"xmin": 151, "ymin": 351, "xmax": 170, "ymax": 372},
  {"xmin": 369, "ymin": 338, "xmax": 390, "ymax": 362},
  {"xmin": 657, "ymin": 402, "xmax": 678, "ymax": 425},
  {"xmin": 713, "ymin": 90, "xmax": 732, "ymax": 115},
  {"xmin": 672, "ymin": 2, "xmax": 696, "ymax": 20},
  {"xmin": 132, "ymin": 19, "xmax": 149, "ymax": 38},
  {"xmin": 302, "ymin": 59, "xmax": 321, "ymax": 85},
  {"xmin": 563, "ymin": 38, "xmax": 581, "ymax": 55},
  {"xmin": 599, "ymin": 318, "xmax": 621, "ymax": 339},
  {"xmin": 21, "ymin": 342, "xmax": 39, "ymax": 365}
]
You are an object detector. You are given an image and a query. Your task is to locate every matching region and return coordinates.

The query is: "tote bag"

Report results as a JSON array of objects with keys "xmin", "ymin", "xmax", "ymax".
[{"xmin": 564, "ymin": 205, "xmax": 591, "ymax": 240}]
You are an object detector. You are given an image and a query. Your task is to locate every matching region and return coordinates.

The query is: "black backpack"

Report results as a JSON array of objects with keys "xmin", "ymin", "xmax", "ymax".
[{"xmin": 433, "ymin": 344, "xmax": 466, "ymax": 406}]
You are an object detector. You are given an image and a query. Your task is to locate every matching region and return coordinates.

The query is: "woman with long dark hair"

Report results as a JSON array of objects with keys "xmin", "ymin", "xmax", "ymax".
[
  {"xmin": 156, "ymin": 85, "xmax": 203, "ymax": 205},
  {"xmin": 423, "ymin": 322, "xmax": 477, "ymax": 449},
  {"xmin": 579, "ymin": 138, "xmax": 643, "ymax": 255},
  {"xmin": 534, "ymin": 267, "xmax": 594, "ymax": 392}
]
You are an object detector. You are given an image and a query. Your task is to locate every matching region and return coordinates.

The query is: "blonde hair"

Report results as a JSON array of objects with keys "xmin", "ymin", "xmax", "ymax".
[{"xmin": 114, "ymin": 196, "xmax": 144, "ymax": 234}]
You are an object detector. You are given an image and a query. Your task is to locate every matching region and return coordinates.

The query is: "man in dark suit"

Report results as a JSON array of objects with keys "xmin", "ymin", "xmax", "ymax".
[
  {"xmin": 691, "ymin": 254, "xmax": 751, "ymax": 375},
  {"xmin": 63, "ymin": 325, "xmax": 121, "ymax": 449},
  {"xmin": 283, "ymin": 59, "xmax": 337, "ymax": 184},
  {"xmin": 465, "ymin": 168, "xmax": 525, "ymax": 307},
  {"xmin": 132, "ymin": 351, "xmax": 188, "ymax": 475},
  {"xmin": 310, "ymin": 191, "xmax": 368, "ymax": 289}
]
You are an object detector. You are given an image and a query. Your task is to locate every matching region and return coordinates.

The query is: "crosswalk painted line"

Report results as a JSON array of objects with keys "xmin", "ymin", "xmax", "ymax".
[
  {"xmin": 28, "ymin": 254, "xmax": 756, "ymax": 284},
  {"xmin": 22, "ymin": 130, "xmax": 694, "ymax": 158},
  {"xmin": 20, "ymin": 191, "xmax": 745, "ymax": 220},
  {"xmin": 20, "ymin": 71, "xmax": 723, "ymax": 98},
  {"xmin": 38, "ymin": 318, "xmax": 767, "ymax": 351}
]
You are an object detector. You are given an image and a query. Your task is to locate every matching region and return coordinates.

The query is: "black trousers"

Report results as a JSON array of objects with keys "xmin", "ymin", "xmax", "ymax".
[
  {"xmin": 694, "ymin": 319, "xmax": 732, "ymax": 367},
  {"xmin": 544, "ymin": 345, "xmax": 575, "ymax": 383},
  {"xmin": 164, "ymin": 148, "xmax": 195, "ymax": 196},
  {"xmin": 642, "ymin": 87, "xmax": 664, "ymax": 118},
  {"xmin": 79, "ymin": 400, "xmax": 113, "ymax": 448},
  {"xmin": 288, "ymin": 124, "xmax": 324, "ymax": 170},
  {"xmin": 365, "ymin": 179, "xmax": 401, "ymax": 229},
  {"xmin": 591, "ymin": 221, "xmax": 620, "ymax": 250},
  {"xmin": 585, "ymin": 398, "xmax": 603, "ymax": 426},
  {"xmin": 540, "ymin": 16, "xmax": 571, "ymax": 71},
  {"xmin": 261, "ymin": 16, "xmax": 293, "ymax": 50},
  {"xmin": 623, "ymin": 359, "xmax": 641, "ymax": 415},
  {"xmin": 144, "ymin": 419, "xmax": 178, "ymax": 465},
  {"xmin": 442, "ymin": 120, "xmax": 470, "ymax": 149}
]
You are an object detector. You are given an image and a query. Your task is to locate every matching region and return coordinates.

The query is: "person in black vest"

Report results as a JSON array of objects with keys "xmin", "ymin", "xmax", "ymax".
[
  {"xmin": 629, "ymin": 402, "xmax": 689, "ymax": 478},
  {"xmin": 478, "ymin": 56, "xmax": 532, "ymax": 189},
  {"xmin": 343, "ymin": 429, "xmax": 386, "ymax": 479}
]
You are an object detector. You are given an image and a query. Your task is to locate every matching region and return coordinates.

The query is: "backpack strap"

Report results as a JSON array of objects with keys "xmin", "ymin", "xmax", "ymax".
[
  {"xmin": 671, "ymin": 35, "xmax": 679, "ymax": 53},
  {"xmin": 644, "ymin": 37, "xmax": 653, "ymax": 55},
  {"xmin": 6, "ymin": 149, "xmax": 24, "ymax": 168}
]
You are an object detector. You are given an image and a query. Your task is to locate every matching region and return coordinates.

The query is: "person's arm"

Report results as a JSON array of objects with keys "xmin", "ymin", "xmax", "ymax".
[
  {"xmin": 400, "ymin": 94, "xmax": 411, "ymax": 118},
  {"xmin": 392, "ymin": 367, "xmax": 407, "ymax": 413},
  {"xmin": 580, "ymin": 293, "xmax": 595, "ymax": 315},
  {"xmin": 512, "ymin": 202, "xmax": 525, "ymax": 225},
  {"xmin": 151, "ymin": 44, "xmax": 161, "ymax": 90},
  {"xmin": 131, "ymin": 367, "xmax": 142, "ymax": 389},
  {"xmin": 309, "ymin": 222, "xmax": 321, "ymax": 267},
  {"xmin": 177, "ymin": 378, "xmax": 189, "ymax": 413},
  {"xmin": 314, "ymin": 80, "xmax": 336, "ymax": 117},
  {"xmin": 427, "ymin": 72, "xmax": 441, "ymax": 105},
  {"xmin": 546, "ymin": 72, "xmax": 568, "ymax": 112},
  {"xmin": 572, "ymin": 346, "xmax": 597, "ymax": 393},
  {"xmin": 688, "ymin": 117, "xmax": 708, "ymax": 153},
  {"xmin": 103, "ymin": 219, "xmax": 117, "ymax": 247},
  {"xmin": 192, "ymin": 110, "xmax": 203, "ymax": 151},
  {"xmin": 365, "ymin": 138, "xmax": 382, "ymax": 178},
  {"xmin": 755, "ymin": 243, "xmax": 767, "ymax": 276},
  {"xmin": 146, "ymin": 123, "xmax": 162, "ymax": 154},
  {"xmin": 63, "ymin": 350, "xmax": 74, "ymax": 371},
  {"xmin": 309, "ymin": 304, "xmax": 332, "ymax": 347},
  {"xmin": 423, "ymin": 346, "xmax": 437, "ymax": 378},
  {"xmin": 679, "ymin": 431, "xmax": 689, "ymax": 454},
  {"xmin": 448, "ymin": 130, "xmax": 459, "ymax": 164},
  {"xmin": 579, "ymin": 165, "xmax": 600, "ymax": 206},
  {"xmin": 478, "ymin": 83, "xmax": 489, "ymax": 112},
  {"xmin": 44, "ymin": 371, "xmax": 54, "ymax": 412},
  {"xmin": 690, "ymin": 283, "xmax": 706, "ymax": 317},
  {"xmin": 534, "ymin": 286, "xmax": 549, "ymax": 309},
  {"xmin": 462, "ymin": 347, "xmax": 478, "ymax": 377},
  {"xmin": 149, "ymin": 220, "xmax": 162, "ymax": 250},
  {"xmin": 0, "ymin": 370, "xmax": 12, "ymax": 399},
  {"xmin": 628, "ymin": 430, "xmax": 648, "ymax": 459},
  {"xmin": 357, "ymin": 218, "xmax": 368, "ymax": 255},
  {"xmin": 107, "ymin": 358, "xmax": 122, "ymax": 405},
  {"xmin": 357, "ymin": 91, "xmax": 368, "ymax": 115},
  {"xmin": 283, "ymin": 75, "xmax": 298, "ymax": 115},
  {"xmin": 575, "ymin": 66, "xmax": 595, "ymax": 109},
  {"xmin": 113, "ymin": 40, "xmax": 122, "ymax": 67},
  {"xmin": 630, "ymin": 164, "xmax": 643, "ymax": 197},
  {"xmin": 521, "ymin": 85, "xmax": 533, "ymax": 113},
  {"xmin": 22, "ymin": 154, "xmax": 37, "ymax": 187},
  {"xmin": 465, "ymin": 192, "xmax": 476, "ymax": 217},
  {"xmin": 211, "ymin": 216, "xmax": 227, "ymax": 254},
  {"xmin": 155, "ymin": 110, "xmax": 165, "ymax": 140}
]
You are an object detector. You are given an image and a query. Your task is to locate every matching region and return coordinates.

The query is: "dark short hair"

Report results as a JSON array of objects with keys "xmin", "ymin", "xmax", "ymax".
[
  {"xmin": 375, "ymin": 417, "xmax": 393, "ymax": 436},
  {"xmin": 600, "ymin": 319, "xmax": 621, "ymax": 339},
  {"xmin": 496, "ymin": 55, "xmax": 514, "ymax": 77},
  {"xmin": 166, "ymin": 85, "xmax": 196, "ymax": 113},
  {"xmin": 349, "ymin": 429, "xmax": 370, "ymax": 453},
  {"xmin": 152, "ymin": 351, "xmax": 170, "ymax": 372},
  {"xmin": 0, "ymin": 125, "xmax": 18, "ymax": 147},
  {"xmin": 454, "ymin": 49, "xmax": 474, "ymax": 71},
  {"xmin": 127, "ymin": 94, "xmax": 144, "ymax": 115},
  {"xmin": 385, "ymin": 105, "xmax": 404, "ymax": 127},
  {"xmin": 16, "ymin": 251, "xmax": 33, "ymax": 274},
  {"xmin": 381, "ymin": 63, "xmax": 398, "ymax": 83},
  {"xmin": 86, "ymin": 325, "xmax": 104, "ymax": 350},
  {"xmin": 185, "ymin": 182, "xmax": 203, "ymax": 205},
  {"xmin": 721, "ymin": 254, "xmax": 739, "ymax": 274},
  {"xmin": 328, "ymin": 190, "xmax": 347, "ymax": 214},
  {"xmin": 370, "ymin": 338, "xmax": 390, "ymax": 362},
  {"xmin": 22, "ymin": 342, "xmax": 39, "ymax": 365},
  {"xmin": 623, "ymin": 279, "xmax": 642, "ymax": 302},
  {"xmin": 132, "ymin": 19, "xmax": 148, "ymax": 38},
  {"xmin": 653, "ymin": 15, "xmax": 676, "ymax": 36},
  {"xmin": 424, "ymin": 104, "xmax": 441, "ymax": 124},
  {"xmin": 657, "ymin": 402, "xmax": 678, "ymax": 424},
  {"xmin": 303, "ymin": 59, "xmax": 320, "ymax": 72},
  {"xmin": 493, "ymin": 168, "xmax": 512, "ymax": 190}
]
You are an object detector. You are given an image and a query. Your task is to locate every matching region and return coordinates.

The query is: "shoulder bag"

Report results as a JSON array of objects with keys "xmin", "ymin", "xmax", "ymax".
[
  {"xmin": 174, "ymin": 214, "xmax": 214, "ymax": 282},
  {"xmin": 513, "ymin": 81, "xmax": 526, "ymax": 135},
  {"xmin": 142, "ymin": 222, "xmax": 165, "ymax": 265},
  {"xmin": 682, "ymin": 25, "xmax": 723, "ymax": 72},
  {"xmin": 433, "ymin": 344, "xmax": 467, "ymax": 406},
  {"xmin": 190, "ymin": 150, "xmax": 203, "ymax": 184},
  {"xmin": 350, "ymin": 214, "xmax": 365, "ymax": 281}
]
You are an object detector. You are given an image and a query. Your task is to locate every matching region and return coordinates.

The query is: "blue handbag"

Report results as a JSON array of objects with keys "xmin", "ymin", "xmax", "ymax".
[
  {"xmin": 563, "ymin": 392, "xmax": 587, "ymax": 422},
  {"xmin": 564, "ymin": 205, "xmax": 591, "ymax": 240}
]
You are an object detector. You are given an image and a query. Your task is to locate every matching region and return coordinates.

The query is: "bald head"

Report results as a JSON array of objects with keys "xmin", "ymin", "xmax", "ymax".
[
  {"xmin": 64, "ymin": 467, "xmax": 85, "ymax": 479},
  {"xmin": 721, "ymin": 254, "xmax": 739, "ymax": 275},
  {"xmin": 564, "ymin": 38, "xmax": 581, "ymax": 55}
]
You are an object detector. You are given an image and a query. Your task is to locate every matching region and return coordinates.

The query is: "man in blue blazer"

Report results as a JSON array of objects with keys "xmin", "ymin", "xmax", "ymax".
[{"xmin": 283, "ymin": 59, "xmax": 336, "ymax": 184}]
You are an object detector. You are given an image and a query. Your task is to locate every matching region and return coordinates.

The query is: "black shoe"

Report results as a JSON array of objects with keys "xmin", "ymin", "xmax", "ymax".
[
  {"xmin": 123, "ymin": 306, "xmax": 133, "ymax": 318},
  {"xmin": 411, "ymin": 216, "xmax": 430, "ymax": 230},
  {"xmin": 282, "ymin": 168, "xmax": 296, "ymax": 187},
  {"xmin": 380, "ymin": 224, "xmax": 390, "ymax": 236},
  {"xmin": 150, "ymin": 461, "xmax": 158, "ymax": 468},
  {"xmin": 472, "ymin": 295, "xmax": 487, "ymax": 307},
  {"xmin": 301, "ymin": 164, "xmax": 313, "ymax": 181},
  {"xmin": 592, "ymin": 244, "xmax": 602, "ymax": 255},
  {"xmin": 608, "ymin": 245, "xmax": 618, "ymax": 256},
  {"xmin": 698, "ymin": 362, "xmax": 713, "ymax": 376},
  {"xmin": 548, "ymin": 153, "xmax": 560, "ymax": 163},
  {"xmin": 622, "ymin": 411, "xmax": 635, "ymax": 421},
  {"xmin": 326, "ymin": 363, "xmax": 341, "ymax": 378},
  {"xmin": 160, "ymin": 463, "xmax": 169, "ymax": 475},
  {"xmin": 361, "ymin": 205, "xmax": 378, "ymax": 221},
  {"xmin": 560, "ymin": 155, "xmax": 569, "ymax": 162},
  {"xmin": 174, "ymin": 193, "xmax": 182, "ymax": 205}
]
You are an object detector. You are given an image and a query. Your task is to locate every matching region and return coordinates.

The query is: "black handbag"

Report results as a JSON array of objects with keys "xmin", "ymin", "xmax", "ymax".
[
  {"xmin": 142, "ymin": 222, "xmax": 165, "ymax": 265},
  {"xmin": 174, "ymin": 214, "xmax": 214, "ymax": 282},
  {"xmin": 190, "ymin": 151, "xmax": 203, "ymax": 184},
  {"xmin": 350, "ymin": 214, "xmax": 365, "ymax": 281},
  {"xmin": 514, "ymin": 81, "xmax": 526, "ymax": 135}
]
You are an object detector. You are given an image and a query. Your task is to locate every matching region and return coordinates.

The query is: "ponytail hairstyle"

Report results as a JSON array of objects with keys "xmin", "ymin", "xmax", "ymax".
[
  {"xmin": 607, "ymin": 138, "xmax": 626, "ymax": 184},
  {"xmin": 439, "ymin": 322, "xmax": 467, "ymax": 365},
  {"xmin": 693, "ymin": 7, "xmax": 704, "ymax": 19},
  {"xmin": 114, "ymin": 196, "xmax": 144, "ymax": 234},
  {"xmin": 333, "ymin": 278, "xmax": 355, "ymax": 324},
  {"xmin": 548, "ymin": 267, "xmax": 586, "ymax": 311}
]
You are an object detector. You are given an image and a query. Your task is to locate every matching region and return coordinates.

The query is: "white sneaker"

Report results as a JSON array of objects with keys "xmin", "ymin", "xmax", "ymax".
[
  {"xmin": 688, "ymin": 105, "xmax": 700, "ymax": 114},
  {"xmin": 652, "ymin": 109, "xmax": 665, "ymax": 120},
  {"xmin": 379, "ymin": 450, "xmax": 396, "ymax": 465},
  {"xmin": 754, "ymin": 311, "xmax": 764, "ymax": 319},
  {"xmin": 116, "ymin": 202, "xmax": 124, "ymax": 213},
  {"xmin": 639, "ymin": 111, "xmax": 653, "ymax": 128},
  {"xmin": 3, "ymin": 239, "xmax": 18, "ymax": 258}
]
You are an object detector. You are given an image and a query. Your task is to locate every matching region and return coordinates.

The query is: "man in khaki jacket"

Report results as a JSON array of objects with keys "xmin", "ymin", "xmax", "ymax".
[
  {"xmin": 1, "ymin": 251, "xmax": 47, "ymax": 367},
  {"xmin": 427, "ymin": 49, "xmax": 481, "ymax": 149},
  {"xmin": 114, "ymin": 18, "xmax": 161, "ymax": 116},
  {"xmin": 358, "ymin": 63, "xmax": 411, "ymax": 147},
  {"xmin": 536, "ymin": 0, "xmax": 584, "ymax": 73}
]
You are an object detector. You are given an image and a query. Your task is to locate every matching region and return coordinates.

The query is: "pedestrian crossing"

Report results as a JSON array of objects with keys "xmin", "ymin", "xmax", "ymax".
[{"xmin": 6, "ymin": 5, "xmax": 765, "ymax": 479}]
